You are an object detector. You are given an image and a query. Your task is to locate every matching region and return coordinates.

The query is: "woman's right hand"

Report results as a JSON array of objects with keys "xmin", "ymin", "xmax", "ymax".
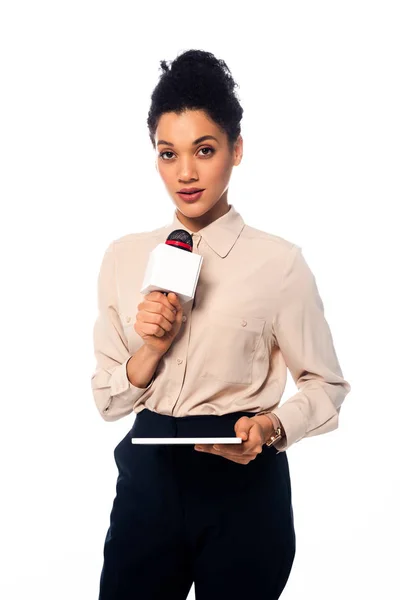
[{"xmin": 134, "ymin": 291, "xmax": 183, "ymax": 356}]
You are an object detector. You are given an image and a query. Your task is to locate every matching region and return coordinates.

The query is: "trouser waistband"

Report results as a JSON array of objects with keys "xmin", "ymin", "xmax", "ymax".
[{"xmin": 131, "ymin": 407, "xmax": 259, "ymax": 440}]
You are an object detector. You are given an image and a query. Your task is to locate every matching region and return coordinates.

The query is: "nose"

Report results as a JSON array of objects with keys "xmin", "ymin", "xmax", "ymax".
[{"xmin": 177, "ymin": 157, "xmax": 199, "ymax": 183}]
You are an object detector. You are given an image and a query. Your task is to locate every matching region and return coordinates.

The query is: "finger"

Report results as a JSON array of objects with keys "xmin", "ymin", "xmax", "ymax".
[
  {"xmin": 167, "ymin": 292, "xmax": 182, "ymax": 311},
  {"xmin": 138, "ymin": 311, "xmax": 173, "ymax": 333},
  {"xmin": 212, "ymin": 448, "xmax": 254, "ymax": 464},
  {"xmin": 146, "ymin": 292, "xmax": 177, "ymax": 316},
  {"xmin": 195, "ymin": 444, "xmax": 213, "ymax": 452},
  {"xmin": 195, "ymin": 445, "xmax": 255, "ymax": 464},
  {"xmin": 137, "ymin": 320, "xmax": 166, "ymax": 338},
  {"xmin": 211, "ymin": 445, "xmax": 248, "ymax": 460},
  {"xmin": 212, "ymin": 444, "xmax": 237, "ymax": 454},
  {"xmin": 141, "ymin": 301, "xmax": 177, "ymax": 324},
  {"xmin": 209, "ymin": 431, "xmax": 248, "ymax": 456},
  {"xmin": 213, "ymin": 442, "xmax": 262, "ymax": 456},
  {"xmin": 235, "ymin": 422, "xmax": 264, "ymax": 454},
  {"xmin": 220, "ymin": 449, "xmax": 259, "ymax": 463},
  {"xmin": 212, "ymin": 442, "xmax": 247, "ymax": 455},
  {"xmin": 194, "ymin": 444, "xmax": 220, "ymax": 455}
]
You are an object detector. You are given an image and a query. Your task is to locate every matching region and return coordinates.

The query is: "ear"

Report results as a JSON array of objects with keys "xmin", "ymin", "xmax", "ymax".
[{"xmin": 233, "ymin": 135, "xmax": 243, "ymax": 166}]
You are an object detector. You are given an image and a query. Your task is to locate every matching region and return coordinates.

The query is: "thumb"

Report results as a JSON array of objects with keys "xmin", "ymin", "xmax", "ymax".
[
  {"xmin": 168, "ymin": 292, "xmax": 182, "ymax": 315},
  {"xmin": 234, "ymin": 417, "xmax": 251, "ymax": 442}
]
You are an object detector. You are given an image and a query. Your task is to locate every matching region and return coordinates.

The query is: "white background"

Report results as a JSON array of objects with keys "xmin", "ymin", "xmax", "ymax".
[{"xmin": 1, "ymin": 1, "xmax": 399, "ymax": 598}]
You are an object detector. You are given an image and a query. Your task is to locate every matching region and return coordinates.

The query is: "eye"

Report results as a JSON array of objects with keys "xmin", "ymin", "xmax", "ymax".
[
  {"xmin": 159, "ymin": 150, "xmax": 174, "ymax": 160},
  {"xmin": 158, "ymin": 147, "xmax": 215, "ymax": 161},
  {"xmin": 198, "ymin": 147, "xmax": 215, "ymax": 157}
]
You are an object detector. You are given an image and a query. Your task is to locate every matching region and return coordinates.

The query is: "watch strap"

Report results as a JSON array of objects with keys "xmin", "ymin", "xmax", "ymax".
[{"xmin": 255, "ymin": 410, "xmax": 283, "ymax": 447}]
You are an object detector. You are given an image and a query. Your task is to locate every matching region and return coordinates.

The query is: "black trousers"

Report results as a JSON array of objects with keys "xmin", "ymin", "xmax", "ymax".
[{"xmin": 98, "ymin": 408, "xmax": 296, "ymax": 600}]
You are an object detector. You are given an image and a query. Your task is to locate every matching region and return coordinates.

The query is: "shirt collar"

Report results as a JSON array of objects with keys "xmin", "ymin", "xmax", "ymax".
[{"xmin": 164, "ymin": 203, "xmax": 245, "ymax": 258}]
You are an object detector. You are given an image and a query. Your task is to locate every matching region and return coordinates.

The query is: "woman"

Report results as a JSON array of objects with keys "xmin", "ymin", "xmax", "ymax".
[{"xmin": 92, "ymin": 49, "xmax": 351, "ymax": 600}]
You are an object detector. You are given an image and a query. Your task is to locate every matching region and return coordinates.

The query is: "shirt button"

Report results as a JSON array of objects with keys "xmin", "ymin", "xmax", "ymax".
[
  {"xmin": 177, "ymin": 358, "xmax": 183, "ymax": 364},
  {"xmin": 126, "ymin": 316, "xmax": 131, "ymax": 323},
  {"xmin": 241, "ymin": 319, "xmax": 247, "ymax": 327},
  {"xmin": 182, "ymin": 315, "xmax": 187, "ymax": 322}
]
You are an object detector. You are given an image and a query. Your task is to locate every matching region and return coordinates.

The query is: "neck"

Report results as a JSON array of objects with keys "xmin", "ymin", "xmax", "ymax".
[{"xmin": 175, "ymin": 200, "xmax": 230, "ymax": 233}]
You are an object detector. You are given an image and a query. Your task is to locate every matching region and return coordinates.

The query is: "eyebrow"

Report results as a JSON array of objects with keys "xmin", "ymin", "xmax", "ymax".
[{"xmin": 156, "ymin": 135, "xmax": 219, "ymax": 147}]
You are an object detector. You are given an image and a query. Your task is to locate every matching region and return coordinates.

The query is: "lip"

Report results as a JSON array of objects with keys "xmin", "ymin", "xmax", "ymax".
[
  {"xmin": 177, "ymin": 190, "xmax": 205, "ymax": 203},
  {"xmin": 178, "ymin": 187, "xmax": 204, "ymax": 193}
]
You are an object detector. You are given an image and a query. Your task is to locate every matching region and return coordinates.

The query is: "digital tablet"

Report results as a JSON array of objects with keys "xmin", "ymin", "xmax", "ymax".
[{"xmin": 131, "ymin": 436, "xmax": 243, "ymax": 445}]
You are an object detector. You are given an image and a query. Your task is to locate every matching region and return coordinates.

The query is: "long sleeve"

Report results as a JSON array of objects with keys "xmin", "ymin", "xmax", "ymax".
[
  {"xmin": 90, "ymin": 241, "xmax": 153, "ymax": 421},
  {"xmin": 270, "ymin": 245, "xmax": 351, "ymax": 452}
]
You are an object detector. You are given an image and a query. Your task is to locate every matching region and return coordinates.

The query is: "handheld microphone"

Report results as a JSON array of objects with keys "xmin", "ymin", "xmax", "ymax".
[
  {"xmin": 165, "ymin": 229, "xmax": 193, "ymax": 253},
  {"xmin": 161, "ymin": 230, "xmax": 193, "ymax": 297},
  {"xmin": 140, "ymin": 229, "xmax": 203, "ymax": 304}
]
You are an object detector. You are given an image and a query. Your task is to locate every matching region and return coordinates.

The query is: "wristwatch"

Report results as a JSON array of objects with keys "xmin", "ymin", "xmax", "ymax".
[{"xmin": 255, "ymin": 410, "xmax": 283, "ymax": 447}]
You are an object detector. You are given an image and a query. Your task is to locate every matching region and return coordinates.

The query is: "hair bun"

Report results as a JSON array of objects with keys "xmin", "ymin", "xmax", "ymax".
[
  {"xmin": 148, "ymin": 49, "xmax": 243, "ymax": 153},
  {"xmin": 159, "ymin": 59, "xmax": 170, "ymax": 74}
]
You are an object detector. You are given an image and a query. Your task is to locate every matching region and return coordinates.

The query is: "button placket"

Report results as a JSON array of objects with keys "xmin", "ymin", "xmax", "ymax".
[{"xmin": 191, "ymin": 232, "xmax": 202, "ymax": 252}]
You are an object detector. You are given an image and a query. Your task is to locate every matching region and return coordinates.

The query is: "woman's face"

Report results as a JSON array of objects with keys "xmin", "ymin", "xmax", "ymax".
[{"xmin": 154, "ymin": 109, "xmax": 243, "ymax": 231}]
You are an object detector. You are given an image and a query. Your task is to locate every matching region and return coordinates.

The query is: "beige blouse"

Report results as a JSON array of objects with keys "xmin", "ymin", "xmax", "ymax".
[{"xmin": 91, "ymin": 204, "xmax": 351, "ymax": 452}]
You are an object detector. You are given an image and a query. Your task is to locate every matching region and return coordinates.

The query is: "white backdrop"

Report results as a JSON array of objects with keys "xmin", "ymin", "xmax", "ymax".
[{"xmin": 1, "ymin": 1, "xmax": 399, "ymax": 598}]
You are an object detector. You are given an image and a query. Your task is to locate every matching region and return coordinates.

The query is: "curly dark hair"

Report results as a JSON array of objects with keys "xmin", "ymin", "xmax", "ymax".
[{"xmin": 147, "ymin": 49, "xmax": 243, "ymax": 153}]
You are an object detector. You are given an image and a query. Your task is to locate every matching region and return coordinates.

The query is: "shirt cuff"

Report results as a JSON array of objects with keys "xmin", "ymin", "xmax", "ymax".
[
  {"xmin": 104, "ymin": 356, "xmax": 154, "ymax": 417},
  {"xmin": 269, "ymin": 401, "xmax": 308, "ymax": 453}
]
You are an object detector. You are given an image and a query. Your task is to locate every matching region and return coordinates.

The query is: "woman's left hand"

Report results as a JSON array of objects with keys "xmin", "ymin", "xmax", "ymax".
[{"xmin": 194, "ymin": 415, "xmax": 274, "ymax": 465}]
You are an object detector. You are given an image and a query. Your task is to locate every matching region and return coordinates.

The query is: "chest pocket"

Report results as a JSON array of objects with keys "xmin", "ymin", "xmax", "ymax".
[{"xmin": 200, "ymin": 310, "xmax": 265, "ymax": 385}]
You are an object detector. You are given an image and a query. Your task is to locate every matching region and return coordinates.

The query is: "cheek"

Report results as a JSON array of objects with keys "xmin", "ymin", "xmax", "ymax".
[
  {"xmin": 158, "ymin": 164, "xmax": 173, "ymax": 185},
  {"xmin": 207, "ymin": 158, "xmax": 232, "ymax": 184}
]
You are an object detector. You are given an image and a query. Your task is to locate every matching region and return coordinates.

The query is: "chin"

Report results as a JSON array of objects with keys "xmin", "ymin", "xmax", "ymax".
[
  {"xmin": 175, "ymin": 197, "xmax": 205, "ymax": 209},
  {"xmin": 180, "ymin": 203, "xmax": 213, "ymax": 216}
]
